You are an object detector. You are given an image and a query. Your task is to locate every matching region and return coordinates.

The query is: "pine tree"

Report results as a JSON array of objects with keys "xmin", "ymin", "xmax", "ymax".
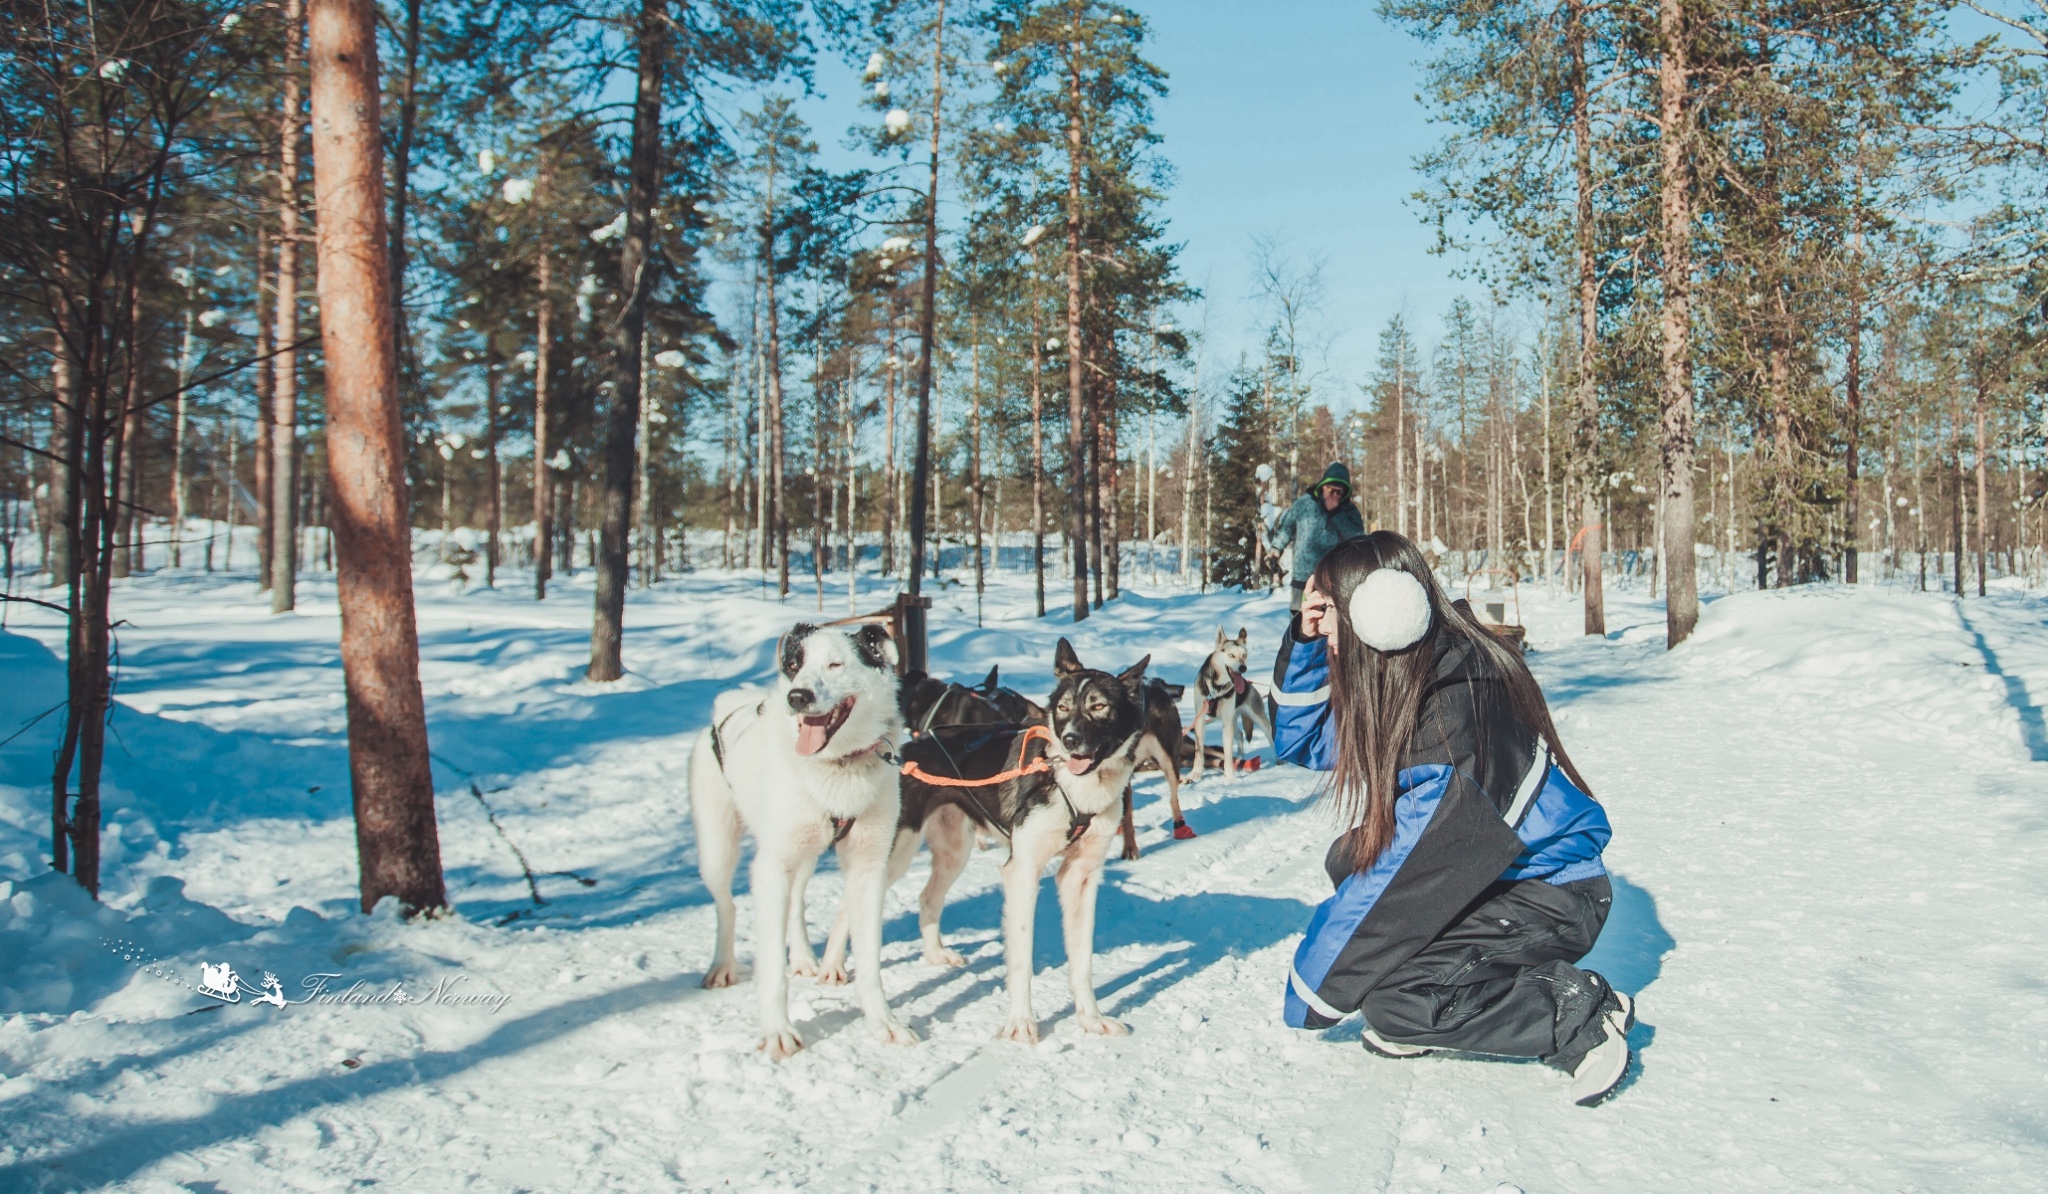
[{"xmin": 1211, "ymin": 365, "xmax": 1271, "ymax": 590}]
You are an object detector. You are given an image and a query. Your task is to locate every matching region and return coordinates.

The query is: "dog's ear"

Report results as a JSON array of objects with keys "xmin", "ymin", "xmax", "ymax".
[
  {"xmin": 853, "ymin": 623, "xmax": 895, "ymax": 671},
  {"xmin": 1117, "ymin": 654, "xmax": 1151, "ymax": 688},
  {"xmin": 1236, "ymin": 627, "xmax": 1249, "ymax": 644},
  {"xmin": 1215, "ymin": 627, "xmax": 1228, "ymax": 648},
  {"xmin": 779, "ymin": 625, "xmax": 817, "ymax": 678},
  {"xmin": 980, "ymin": 664, "xmax": 999, "ymax": 692},
  {"xmin": 1054, "ymin": 638, "xmax": 1084, "ymax": 677}
]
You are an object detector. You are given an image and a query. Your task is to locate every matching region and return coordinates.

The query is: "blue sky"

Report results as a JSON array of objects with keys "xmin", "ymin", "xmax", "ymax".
[
  {"xmin": 1145, "ymin": 0, "xmax": 1462, "ymax": 395},
  {"xmin": 725, "ymin": 1, "xmax": 1470, "ymax": 410}
]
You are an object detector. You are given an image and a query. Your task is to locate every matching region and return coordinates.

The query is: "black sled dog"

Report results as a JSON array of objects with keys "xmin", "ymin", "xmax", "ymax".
[{"xmin": 874, "ymin": 639, "xmax": 1151, "ymax": 1042}]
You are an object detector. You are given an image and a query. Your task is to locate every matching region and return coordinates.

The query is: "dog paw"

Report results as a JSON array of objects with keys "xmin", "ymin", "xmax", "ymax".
[
  {"xmin": 702, "ymin": 962, "xmax": 744, "ymax": 989},
  {"xmin": 871, "ymin": 1016, "xmax": 921, "ymax": 1046},
  {"xmin": 922, "ymin": 946, "xmax": 967, "ymax": 968},
  {"xmin": 813, "ymin": 963, "xmax": 850, "ymax": 986},
  {"xmin": 759, "ymin": 1027, "xmax": 806, "ymax": 1060},
  {"xmin": 1076, "ymin": 1013, "xmax": 1129, "ymax": 1037},
  {"xmin": 788, "ymin": 957, "xmax": 821, "ymax": 979},
  {"xmin": 997, "ymin": 1016, "xmax": 1041, "ymax": 1045}
]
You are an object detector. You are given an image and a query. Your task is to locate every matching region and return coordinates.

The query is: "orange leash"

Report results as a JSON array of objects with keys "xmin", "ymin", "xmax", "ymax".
[{"xmin": 900, "ymin": 724, "xmax": 1056, "ymax": 788}]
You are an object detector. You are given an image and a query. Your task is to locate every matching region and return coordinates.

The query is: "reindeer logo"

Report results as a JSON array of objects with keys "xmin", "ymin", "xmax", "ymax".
[{"xmin": 251, "ymin": 973, "xmax": 288, "ymax": 1009}]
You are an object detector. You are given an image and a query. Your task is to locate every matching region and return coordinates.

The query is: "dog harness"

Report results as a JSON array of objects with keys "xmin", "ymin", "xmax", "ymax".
[
  {"xmin": 1199, "ymin": 669, "xmax": 1251, "ymax": 717},
  {"xmin": 900, "ymin": 725, "xmax": 1101, "ymax": 845},
  {"xmin": 900, "ymin": 723, "xmax": 1055, "ymax": 787},
  {"xmin": 912, "ymin": 682, "xmax": 976, "ymax": 738}
]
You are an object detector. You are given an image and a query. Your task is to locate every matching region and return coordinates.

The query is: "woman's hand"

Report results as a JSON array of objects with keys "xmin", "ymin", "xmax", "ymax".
[{"xmin": 1300, "ymin": 577, "xmax": 1338, "ymax": 645}]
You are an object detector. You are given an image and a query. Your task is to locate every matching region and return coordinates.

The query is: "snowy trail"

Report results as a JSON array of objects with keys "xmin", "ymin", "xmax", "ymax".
[{"xmin": 1, "ymin": 569, "xmax": 2045, "ymax": 1191}]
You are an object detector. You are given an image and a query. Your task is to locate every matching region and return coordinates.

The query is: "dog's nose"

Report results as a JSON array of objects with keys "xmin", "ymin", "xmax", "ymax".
[
  {"xmin": 787, "ymin": 687, "xmax": 816, "ymax": 712},
  {"xmin": 1061, "ymin": 732, "xmax": 1083, "ymax": 752}
]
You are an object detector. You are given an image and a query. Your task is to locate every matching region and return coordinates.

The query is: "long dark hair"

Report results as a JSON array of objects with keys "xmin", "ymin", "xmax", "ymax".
[{"xmin": 1310, "ymin": 531, "xmax": 1594, "ymax": 873}]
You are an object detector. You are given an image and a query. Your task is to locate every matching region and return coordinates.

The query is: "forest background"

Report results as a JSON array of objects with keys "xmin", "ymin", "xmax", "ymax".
[{"xmin": 8, "ymin": 0, "xmax": 2048, "ymax": 904}]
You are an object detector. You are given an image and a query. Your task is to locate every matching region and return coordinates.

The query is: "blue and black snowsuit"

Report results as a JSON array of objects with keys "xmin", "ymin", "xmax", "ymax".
[{"xmin": 1272, "ymin": 619, "xmax": 1619, "ymax": 1070}]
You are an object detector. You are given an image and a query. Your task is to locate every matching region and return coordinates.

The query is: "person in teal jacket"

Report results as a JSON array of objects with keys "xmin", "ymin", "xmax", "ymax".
[{"xmin": 1267, "ymin": 462, "xmax": 1366, "ymax": 611}]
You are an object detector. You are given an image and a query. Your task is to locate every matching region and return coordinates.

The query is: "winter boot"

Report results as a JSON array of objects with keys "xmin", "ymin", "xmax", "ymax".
[
  {"xmin": 1172, "ymin": 817, "xmax": 1197, "ymax": 840},
  {"xmin": 1362, "ymin": 1027, "xmax": 1432, "ymax": 1059},
  {"xmin": 1568, "ymin": 981, "xmax": 1636, "ymax": 1106}
]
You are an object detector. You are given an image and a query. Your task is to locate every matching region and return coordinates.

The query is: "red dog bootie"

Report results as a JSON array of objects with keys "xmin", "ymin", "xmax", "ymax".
[
  {"xmin": 1172, "ymin": 818, "xmax": 1198, "ymax": 840},
  {"xmin": 1239, "ymin": 756, "xmax": 1263, "ymax": 773}
]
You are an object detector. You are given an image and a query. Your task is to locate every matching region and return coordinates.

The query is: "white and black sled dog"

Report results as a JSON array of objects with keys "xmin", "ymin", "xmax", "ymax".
[
  {"xmin": 1187, "ymin": 627, "xmax": 1274, "ymax": 782},
  {"xmin": 690, "ymin": 622, "xmax": 919, "ymax": 1059}
]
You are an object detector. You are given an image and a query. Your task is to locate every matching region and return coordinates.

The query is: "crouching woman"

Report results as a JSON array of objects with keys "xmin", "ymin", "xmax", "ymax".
[{"xmin": 1272, "ymin": 531, "xmax": 1634, "ymax": 1105}]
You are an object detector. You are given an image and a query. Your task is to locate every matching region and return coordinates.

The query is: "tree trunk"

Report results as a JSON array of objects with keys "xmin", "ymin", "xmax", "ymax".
[
  {"xmin": 1103, "ymin": 399, "xmax": 1119, "ymax": 601},
  {"xmin": 115, "ymin": 407, "xmax": 137, "ymax": 578},
  {"xmin": 1843, "ymin": 234, "xmax": 1863, "ymax": 584},
  {"xmin": 256, "ymin": 227, "xmax": 275, "ymax": 584},
  {"xmin": 47, "ymin": 311, "xmax": 78, "ymax": 590},
  {"xmin": 1395, "ymin": 349, "xmax": 1407, "ymax": 538},
  {"xmin": 752, "ymin": 278, "xmax": 768, "ymax": 571},
  {"xmin": 1178, "ymin": 355, "xmax": 1198, "ymax": 579},
  {"xmin": 636, "ymin": 326, "xmax": 653, "ymax": 587},
  {"xmin": 1087, "ymin": 366, "xmax": 1103, "ymax": 609},
  {"xmin": 587, "ymin": 0, "xmax": 664, "ymax": 680},
  {"xmin": 388, "ymin": 0, "xmax": 423, "ymax": 399},
  {"xmin": 486, "ymin": 353, "xmax": 501, "ymax": 586},
  {"xmin": 971, "ymin": 329, "xmax": 984, "ymax": 624},
  {"xmin": 533, "ymin": 247, "xmax": 553, "ymax": 598},
  {"xmin": 224, "ymin": 416, "xmax": 240, "ymax": 571},
  {"xmin": 764, "ymin": 217, "xmax": 788, "ymax": 599},
  {"xmin": 1031, "ymin": 296, "xmax": 1047, "ymax": 614},
  {"xmin": 1953, "ymin": 443, "xmax": 1964, "ymax": 597},
  {"xmin": 1656, "ymin": 0, "xmax": 1697, "ymax": 647},
  {"xmin": 1568, "ymin": 0, "xmax": 1606, "ymax": 636},
  {"xmin": 308, "ymin": 0, "xmax": 447, "ymax": 916},
  {"xmin": 883, "ymin": 319, "xmax": 898, "ymax": 577},
  {"xmin": 1064, "ymin": 42, "xmax": 1089, "ymax": 624},
  {"xmin": 1976, "ymin": 379, "xmax": 1989, "ymax": 597},
  {"xmin": 903, "ymin": 0, "xmax": 947, "ymax": 671},
  {"xmin": 171, "ymin": 308, "xmax": 194, "ymax": 567},
  {"xmin": 723, "ymin": 346, "xmax": 740, "ymax": 568},
  {"xmin": 272, "ymin": 0, "xmax": 306, "ymax": 615}
]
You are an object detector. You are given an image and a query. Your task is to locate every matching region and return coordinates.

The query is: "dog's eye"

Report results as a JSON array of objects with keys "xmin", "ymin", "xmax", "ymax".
[{"xmin": 828, "ymin": 661, "xmax": 844, "ymax": 670}]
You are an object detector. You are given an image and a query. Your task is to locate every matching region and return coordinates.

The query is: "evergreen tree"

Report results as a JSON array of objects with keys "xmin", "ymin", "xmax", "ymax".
[{"xmin": 1211, "ymin": 364, "xmax": 1272, "ymax": 590}]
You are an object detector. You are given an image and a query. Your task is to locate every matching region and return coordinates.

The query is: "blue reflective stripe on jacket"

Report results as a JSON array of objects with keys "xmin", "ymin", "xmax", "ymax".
[
  {"xmin": 1284, "ymin": 765, "xmax": 1452, "ymax": 1028},
  {"xmin": 1501, "ymin": 763, "xmax": 1610, "ymax": 885},
  {"xmin": 1272, "ymin": 632, "xmax": 1335, "ymax": 771}
]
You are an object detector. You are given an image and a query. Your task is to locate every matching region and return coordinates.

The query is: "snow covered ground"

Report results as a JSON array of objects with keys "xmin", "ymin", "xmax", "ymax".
[{"xmin": 1, "ymin": 560, "xmax": 2045, "ymax": 1192}]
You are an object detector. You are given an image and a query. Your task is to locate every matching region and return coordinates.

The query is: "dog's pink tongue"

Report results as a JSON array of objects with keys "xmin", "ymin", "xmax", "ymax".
[
  {"xmin": 1065, "ymin": 756, "xmax": 1092, "ymax": 775},
  {"xmin": 795, "ymin": 718, "xmax": 831, "ymax": 757}
]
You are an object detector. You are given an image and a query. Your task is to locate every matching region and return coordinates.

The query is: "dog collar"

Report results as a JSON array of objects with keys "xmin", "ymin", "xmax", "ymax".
[{"xmin": 832, "ymin": 738, "xmax": 896, "ymax": 766}]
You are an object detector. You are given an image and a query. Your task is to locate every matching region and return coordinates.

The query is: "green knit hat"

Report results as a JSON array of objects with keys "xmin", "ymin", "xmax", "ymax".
[{"xmin": 1309, "ymin": 462, "xmax": 1352, "ymax": 496}]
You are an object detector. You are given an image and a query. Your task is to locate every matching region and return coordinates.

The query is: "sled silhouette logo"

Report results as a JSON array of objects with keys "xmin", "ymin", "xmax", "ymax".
[{"xmin": 198, "ymin": 962, "xmax": 241, "ymax": 1002}]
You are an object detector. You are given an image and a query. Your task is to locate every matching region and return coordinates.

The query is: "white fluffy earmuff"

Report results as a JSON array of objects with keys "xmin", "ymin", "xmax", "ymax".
[{"xmin": 1347, "ymin": 569, "xmax": 1433, "ymax": 652}]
